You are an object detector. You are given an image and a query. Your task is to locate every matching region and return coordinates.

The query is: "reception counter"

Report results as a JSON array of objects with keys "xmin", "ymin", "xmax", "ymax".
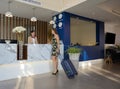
[
  {"xmin": 0, "ymin": 44, "xmax": 64, "ymax": 64},
  {"xmin": 0, "ymin": 43, "xmax": 64, "ymax": 81},
  {"xmin": 28, "ymin": 44, "xmax": 64, "ymax": 60},
  {"xmin": 0, "ymin": 44, "xmax": 17, "ymax": 64}
]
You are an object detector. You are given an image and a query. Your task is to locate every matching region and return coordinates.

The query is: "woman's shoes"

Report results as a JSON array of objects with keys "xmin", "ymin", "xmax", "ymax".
[{"xmin": 52, "ymin": 70, "xmax": 58, "ymax": 75}]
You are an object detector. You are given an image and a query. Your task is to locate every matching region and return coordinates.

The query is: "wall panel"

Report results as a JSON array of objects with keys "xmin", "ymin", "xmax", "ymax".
[{"xmin": 0, "ymin": 14, "xmax": 48, "ymax": 44}]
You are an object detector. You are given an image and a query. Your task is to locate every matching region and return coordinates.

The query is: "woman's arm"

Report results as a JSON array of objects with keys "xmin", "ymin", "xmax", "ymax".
[
  {"xmin": 35, "ymin": 37, "xmax": 38, "ymax": 44},
  {"xmin": 56, "ymin": 35, "xmax": 60, "ymax": 51},
  {"xmin": 28, "ymin": 36, "xmax": 31, "ymax": 44}
]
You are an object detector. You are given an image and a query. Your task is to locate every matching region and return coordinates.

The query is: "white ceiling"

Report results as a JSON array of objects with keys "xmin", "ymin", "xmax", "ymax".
[
  {"xmin": 66, "ymin": 0, "xmax": 120, "ymax": 23},
  {"xmin": 0, "ymin": 0, "xmax": 120, "ymax": 24},
  {"xmin": 0, "ymin": 0, "xmax": 58, "ymax": 21}
]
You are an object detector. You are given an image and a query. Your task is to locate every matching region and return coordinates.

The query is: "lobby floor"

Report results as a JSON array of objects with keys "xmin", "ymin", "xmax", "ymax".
[{"xmin": 0, "ymin": 63, "xmax": 120, "ymax": 89}]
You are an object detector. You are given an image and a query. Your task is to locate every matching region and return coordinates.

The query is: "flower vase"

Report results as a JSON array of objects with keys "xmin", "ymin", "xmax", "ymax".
[
  {"xmin": 68, "ymin": 53, "xmax": 80, "ymax": 60},
  {"xmin": 18, "ymin": 41, "xmax": 23, "ymax": 60},
  {"xmin": 17, "ymin": 32, "xmax": 24, "ymax": 60},
  {"xmin": 12, "ymin": 26, "xmax": 26, "ymax": 60},
  {"xmin": 16, "ymin": 32, "xmax": 23, "ymax": 42}
]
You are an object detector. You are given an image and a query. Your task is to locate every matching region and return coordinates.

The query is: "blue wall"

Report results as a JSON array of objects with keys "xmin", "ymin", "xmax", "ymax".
[{"xmin": 53, "ymin": 12, "xmax": 104, "ymax": 61}]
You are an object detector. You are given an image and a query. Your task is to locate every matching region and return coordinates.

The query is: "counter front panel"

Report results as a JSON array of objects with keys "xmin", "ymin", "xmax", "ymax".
[{"xmin": 0, "ymin": 44, "xmax": 64, "ymax": 64}]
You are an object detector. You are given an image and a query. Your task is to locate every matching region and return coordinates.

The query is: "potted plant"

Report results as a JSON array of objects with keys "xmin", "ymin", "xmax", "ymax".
[{"xmin": 66, "ymin": 47, "xmax": 82, "ymax": 60}]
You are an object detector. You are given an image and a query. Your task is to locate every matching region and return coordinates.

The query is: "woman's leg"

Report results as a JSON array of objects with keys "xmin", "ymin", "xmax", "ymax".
[
  {"xmin": 52, "ymin": 56, "xmax": 58, "ymax": 73},
  {"xmin": 55, "ymin": 56, "xmax": 58, "ymax": 71}
]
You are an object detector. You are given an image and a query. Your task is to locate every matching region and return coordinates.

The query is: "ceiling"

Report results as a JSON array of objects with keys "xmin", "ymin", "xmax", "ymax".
[
  {"xmin": 0, "ymin": 0, "xmax": 120, "ymax": 24},
  {"xmin": 66, "ymin": 0, "xmax": 120, "ymax": 23},
  {"xmin": 0, "ymin": 0, "xmax": 58, "ymax": 21}
]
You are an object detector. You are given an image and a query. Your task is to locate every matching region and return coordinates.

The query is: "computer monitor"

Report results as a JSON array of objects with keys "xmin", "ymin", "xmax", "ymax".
[
  {"xmin": 0, "ymin": 39, "xmax": 18, "ymax": 44},
  {"xmin": 105, "ymin": 32, "xmax": 116, "ymax": 44}
]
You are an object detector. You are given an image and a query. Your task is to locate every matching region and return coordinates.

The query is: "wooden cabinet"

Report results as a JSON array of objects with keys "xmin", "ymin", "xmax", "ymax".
[{"xmin": 17, "ymin": 45, "xmax": 27, "ymax": 60}]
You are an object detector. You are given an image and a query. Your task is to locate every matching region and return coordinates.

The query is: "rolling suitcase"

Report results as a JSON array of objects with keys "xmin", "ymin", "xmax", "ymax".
[
  {"xmin": 61, "ymin": 59, "xmax": 75, "ymax": 79},
  {"xmin": 67, "ymin": 59, "xmax": 78, "ymax": 75},
  {"xmin": 59, "ymin": 53, "xmax": 78, "ymax": 79}
]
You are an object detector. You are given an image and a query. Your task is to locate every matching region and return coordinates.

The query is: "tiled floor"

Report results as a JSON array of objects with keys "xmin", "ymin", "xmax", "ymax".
[{"xmin": 0, "ymin": 63, "xmax": 120, "ymax": 89}]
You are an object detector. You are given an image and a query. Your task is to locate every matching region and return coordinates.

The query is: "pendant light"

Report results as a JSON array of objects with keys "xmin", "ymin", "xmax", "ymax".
[
  {"xmin": 31, "ymin": 8, "xmax": 37, "ymax": 22},
  {"xmin": 5, "ymin": 0, "xmax": 13, "ymax": 17}
]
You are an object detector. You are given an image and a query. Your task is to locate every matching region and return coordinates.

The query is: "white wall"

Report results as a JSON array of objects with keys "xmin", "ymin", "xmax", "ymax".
[{"xmin": 105, "ymin": 22, "xmax": 120, "ymax": 44}]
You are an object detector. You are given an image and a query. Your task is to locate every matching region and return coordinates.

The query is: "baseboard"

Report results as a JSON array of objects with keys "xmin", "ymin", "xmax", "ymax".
[{"xmin": 79, "ymin": 59, "xmax": 104, "ymax": 68}]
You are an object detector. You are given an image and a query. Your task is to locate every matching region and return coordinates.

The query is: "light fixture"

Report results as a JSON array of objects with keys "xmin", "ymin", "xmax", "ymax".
[
  {"xmin": 31, "ymin": 8, "xmax": 37, "ymax": 22},
  {"xmin": 58, "ymin": 13, "xmax": 63, "ymax": 19},
  {"xmin": 5, "ymin": 0, "xmax": 13, "ymax": 17},
  {"xmin": 49, "ymin": 20, "xmax": 55, "ymax": 28},
  {"xmin": 58, "ymin": 22, "xmax": 62, "ymax": 27},
  {"xmin": 53, "ymin": 24, "xmax": 56, "ymax": 28},
  {"xmin": 49, "ymin": 20, "xmax": 55, "ymax": 25},
  {"xmin": 53, "ymin": 16, "xmax": 57, "ymax": 21}
]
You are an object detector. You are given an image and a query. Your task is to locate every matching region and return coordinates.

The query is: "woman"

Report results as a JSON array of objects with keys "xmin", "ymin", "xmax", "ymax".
[
  {"xmin": 51, "ymin": 29, "xmax": 60, "ymax": 75},
  {"xmin": 28, "ymin": 30, "xmax": 38, "ymax": 44}
]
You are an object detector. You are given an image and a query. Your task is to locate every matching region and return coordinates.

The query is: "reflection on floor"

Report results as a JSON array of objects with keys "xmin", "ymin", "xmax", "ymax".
[{"xmin": 0, "ymin": 63, "xmax": 120, "ymax": 89}]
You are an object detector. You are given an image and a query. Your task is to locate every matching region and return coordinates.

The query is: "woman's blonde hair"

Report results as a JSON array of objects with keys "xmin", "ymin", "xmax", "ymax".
[
  {"xmin": 47, "ymin": 28, "xmax": 58, "ymax": 42},
  {"xmin": 52, "ymin": 29, "xmax": 58, "ymax": 34},
  {"xmin": 47, "ymin": 29, "xmax": 52, "ymax": 41}
]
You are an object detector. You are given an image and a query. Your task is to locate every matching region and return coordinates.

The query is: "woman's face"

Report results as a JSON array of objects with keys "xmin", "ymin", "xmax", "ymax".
[{"xmin": 31, "ymin": 32, "xmax": 35, "ymax": 37}]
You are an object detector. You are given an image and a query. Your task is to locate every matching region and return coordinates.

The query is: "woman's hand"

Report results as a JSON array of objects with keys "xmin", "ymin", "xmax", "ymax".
[{"xmin": 57, "ymin": 48, "xmax": 60, "ymax": 54}]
